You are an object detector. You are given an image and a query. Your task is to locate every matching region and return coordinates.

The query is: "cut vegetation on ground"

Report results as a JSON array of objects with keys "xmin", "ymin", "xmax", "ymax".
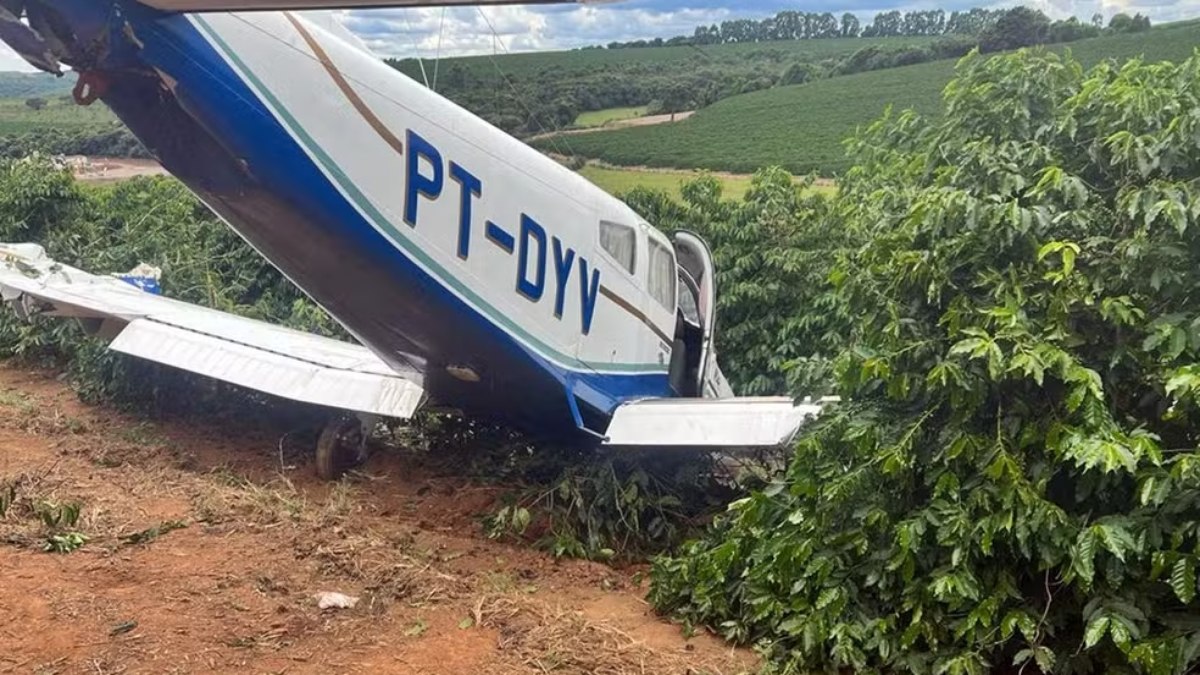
[{"xmin": 546, "ymin": 19, "xmax": 1200, "ymax": 175}]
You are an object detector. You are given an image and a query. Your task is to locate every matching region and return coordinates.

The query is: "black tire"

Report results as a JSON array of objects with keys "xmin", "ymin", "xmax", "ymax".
[{"xmin": 315, "ymin": 416, "xmax": 365, "ymax": 480}]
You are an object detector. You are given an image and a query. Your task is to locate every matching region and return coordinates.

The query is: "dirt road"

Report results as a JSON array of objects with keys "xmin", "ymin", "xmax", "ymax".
[{"xmin": 0, "ymin": 364, "xmax": 751, "ymax": 674}]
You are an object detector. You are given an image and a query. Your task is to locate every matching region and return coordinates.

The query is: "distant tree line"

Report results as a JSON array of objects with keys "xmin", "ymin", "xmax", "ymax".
[{"xmin": 600, "ymin": 7, "xmax": 1151, "ymax": 49}]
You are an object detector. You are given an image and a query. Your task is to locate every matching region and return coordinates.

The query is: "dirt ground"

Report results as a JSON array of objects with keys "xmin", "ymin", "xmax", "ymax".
[{"xmin": 0, "ymin": 364, "xmax": 753, "ymax": 675}]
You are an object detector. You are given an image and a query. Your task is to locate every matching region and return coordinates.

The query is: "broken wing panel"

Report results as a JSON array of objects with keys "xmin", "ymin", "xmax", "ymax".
[
  {"xmin": 0, "ymin": 244, "xmax": 425, "ymax": 419},
  {"xmin": 602, "ymin": 397, "xmax": 830, "ymax": 448}
]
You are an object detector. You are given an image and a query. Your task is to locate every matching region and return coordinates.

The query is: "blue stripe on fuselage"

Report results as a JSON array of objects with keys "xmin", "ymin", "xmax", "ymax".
[{"xmin": 117, "ymin": 9, "xmax": 671, "ymax": 424}]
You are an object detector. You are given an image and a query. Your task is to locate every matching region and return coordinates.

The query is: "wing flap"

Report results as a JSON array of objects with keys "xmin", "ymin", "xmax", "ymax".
[
  {"xmin": 0, "ymin": 243, "xmax": 425, "ymax": 419},
  {"xmin": 110, "ymin": 319, "xmax": 424, "ymax": 417},
  {"xmin": 602, "ymin": 397, "xmax": 828, "ymax": 448},
  {"xmin": 140, "ymin": 0, "xmax": 588, "ymax": 11}
]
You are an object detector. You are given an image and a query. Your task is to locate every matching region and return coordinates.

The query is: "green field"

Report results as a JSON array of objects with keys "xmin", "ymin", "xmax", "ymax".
[
  {"xmin": 0, "ymin": 72, "xmax": 74, "ymax": 99},
  {"xmin": 580, "ymin": 165, "xmax": 755, "ymax": 199},
  {"xmin": 0, "ymin": 95, "xmax": 116, "ymax": 135},
  {"xmin": 548, "ymin": 20, "xmax": 1200, "ymax": 176},
  {"xmin": 578, "ymin": 164, "xmax": 836, "ymax": 200},
  {"xmin": 574, "ymin": 106, "xmax": 649, "ymax": 128}
]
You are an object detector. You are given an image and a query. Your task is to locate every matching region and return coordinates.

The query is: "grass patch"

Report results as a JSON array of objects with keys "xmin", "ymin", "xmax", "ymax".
[
  {"xmin": 579, "ymin": 164, "xmax": 835, "ymax": 200},
  {"xmin": 574, "ymin": 106, "xmax": 649, "ymax": 128},
  {"xmin": 0, "ymin": 95, "xmax": 117, "ymax": 136},
  {"xmin": 580, "ymin": 165, "xmax": 754, "ymax": 199},
  {"xmin": 0, "ymin": 72, "xmax": 74, "ymax": 99}
]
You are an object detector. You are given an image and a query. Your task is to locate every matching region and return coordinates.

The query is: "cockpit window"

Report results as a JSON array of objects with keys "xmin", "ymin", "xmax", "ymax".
[
  {"xmin": 648, "ymin": 239, "xmax": 676, "ymax": 311},
  {"xmin": 599, "ymin": 221, "xmax": 636, "ymax": 275}
]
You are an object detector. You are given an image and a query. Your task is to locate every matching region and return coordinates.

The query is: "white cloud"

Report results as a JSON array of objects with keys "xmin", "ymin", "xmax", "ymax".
[
  {"xmin": 343, "ymin": 5, "xmax": 740, "ymax": 59},
  {"xmin": 340, "ymin": 0, "xmax": 1198, "ymax": 61}
]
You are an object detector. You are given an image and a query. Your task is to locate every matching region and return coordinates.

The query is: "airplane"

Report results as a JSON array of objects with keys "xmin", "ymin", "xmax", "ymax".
[{"xmin": 0, "ymin": 0, "xmax": 826, "ymax": 478}]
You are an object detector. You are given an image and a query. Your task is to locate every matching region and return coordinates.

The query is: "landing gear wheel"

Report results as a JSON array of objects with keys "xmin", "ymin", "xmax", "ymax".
[{"xmin": 315, "ymin": 415, "xmax": 368, "ymax": 480}]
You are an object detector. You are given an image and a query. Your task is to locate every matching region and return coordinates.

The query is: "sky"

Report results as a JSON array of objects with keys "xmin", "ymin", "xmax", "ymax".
[{"xmin": 1, "ymin": 0, "xmax": 1197, "ymax": 71}]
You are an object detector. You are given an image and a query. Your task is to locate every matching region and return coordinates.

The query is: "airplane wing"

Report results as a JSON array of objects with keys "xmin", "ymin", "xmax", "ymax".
[
  {"xmin": 0, "ymin": 244, "xmax": 426, "ymax": 419},
  {"xmin": 139, "ymin": 0, "xmax": 597, "ymax": 10},
  {"xmin": 602, "ymin": 397, "xmax": 832, "ymax": 448}
]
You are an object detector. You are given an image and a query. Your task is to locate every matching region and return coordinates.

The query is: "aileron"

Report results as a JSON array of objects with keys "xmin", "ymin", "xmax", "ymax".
[{"xmin": 603, "ymin": 397, "xmax": 833, "ymax": 448}]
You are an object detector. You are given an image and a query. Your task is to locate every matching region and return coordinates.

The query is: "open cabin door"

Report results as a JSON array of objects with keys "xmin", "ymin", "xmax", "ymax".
[
  {"xmin": 672, "ymin": 232, "xmax": 731, "ymax": 399},
  {"xmin": 604, "ymin": 232, "xmax": 835, "ymax": 448}
]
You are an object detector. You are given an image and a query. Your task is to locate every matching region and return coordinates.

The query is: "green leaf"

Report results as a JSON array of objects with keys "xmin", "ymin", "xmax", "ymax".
[
  {"xmin": 513, "ymin": 507, "xmax": 531, "ymax": 534},
  {"xmin": 1084, "ymin": 615, "xmax": 1110, "ymax": 648},
  {"xmin": 1062, "ymin": 246, "xmax": 1076, "ymax": 276},
  {"xmin": 1169, "ymin": 327, "xmax": 1188, "ymax": 360},
  {"xmin": 1073, "ymin": 528, "xmax": 1099, "ymax": 585},
  {"xmin": 1109, "ymin": 616, "xmax": 1132, "ymax": 650},
  {"xmin": 815, "ymin": 587, "xmax": 840, "ymax": 610},
  {"xmin": 950, "ymin": 337, "xmax": 989, "ymax": 358},
  {"xmin": 1033, "ymin": 645, "xmax": 1056, "ymax": 672},
  {"xmin": 1171, "ymin": 557, "xmax": 1196, "ymax": 604},
  {"xmin": 1000, "ymin": 610, "xmax": 1036, "ymax": 641},
  {"xmin": 1095, "ymin": 522, "xmax": 1138, "ymax": 563},
  {"xmin": 1009, "ymin": 350, "xmax": 1045, "ymax": 386}
]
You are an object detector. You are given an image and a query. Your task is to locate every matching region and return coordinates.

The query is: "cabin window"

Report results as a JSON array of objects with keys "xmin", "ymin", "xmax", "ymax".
[
  {"xmin": 648, "ymin": 240, "xmax": 676, "ymax": 311},
  {"xmin": 599, "ymin": 221, "xmax": 636, "ymax": 275}
]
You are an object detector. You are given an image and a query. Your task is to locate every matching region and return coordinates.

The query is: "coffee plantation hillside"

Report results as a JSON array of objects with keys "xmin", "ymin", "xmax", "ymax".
[
  {"xmin": 0, "ymin": 32, "xmax": 937, "ymax": 158},
  {"xmin": 552, "ymin": 18, "xmax": 1200, "ymax": 175},
  {"xmin": 649, "ymin": 49, "xmax": 1200, "ymax": 674}
]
